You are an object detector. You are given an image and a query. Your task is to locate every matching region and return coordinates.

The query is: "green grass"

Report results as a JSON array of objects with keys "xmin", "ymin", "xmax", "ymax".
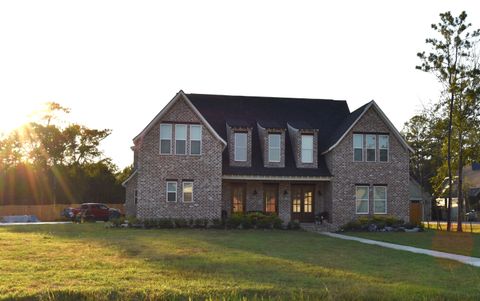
[
  {"xmin": 1, "ymin": 224, "xmax": 480, "ymax": 300},
  {"xmin": 423, "ymin": 221, "xmax": 480, "ymax": 233},
  {"xmin": 345, "ymin": 229, "xmax": 480, "ymax": 258}
]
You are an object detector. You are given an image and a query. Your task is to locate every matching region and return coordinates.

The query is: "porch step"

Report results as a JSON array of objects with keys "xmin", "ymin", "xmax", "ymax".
[{"xmin": 300, "ymin": 222, "xmax": 338, "ymax": 233}]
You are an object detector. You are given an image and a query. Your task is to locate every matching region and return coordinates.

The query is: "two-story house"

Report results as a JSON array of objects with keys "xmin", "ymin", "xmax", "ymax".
[{"xmin": 123, "ymin": 91, "xmax": 412, "ymax": 227}]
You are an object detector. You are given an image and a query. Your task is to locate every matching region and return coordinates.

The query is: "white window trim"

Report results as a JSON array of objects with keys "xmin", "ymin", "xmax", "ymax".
[
  {"xmin": 301, "ymin": 135, "xmax": 314, "ymax": 163},
  {"xmin": 166, "ymin": 181, "xmax": 177, "ymax": 203},
  {"xmin": 268, "ymin": 134, "xmax": 281, "ymax": 163},
  {"xmin": 379, "ymin": 135, "xmax": 389, "ymax": 163},
  {"xmin": 373, "ymin": 186, "xmax": 387, "ymax": 214},
  {"xmin": 234, "ymin": 132, "xmax": 248, "ymax": 162},
  {"xmin": 175, "ymin": 124, "xmax": 187, "ymax": 155},
  {"xmin": 353, "ymin": 134, "xmax": 364, "ymax": 162},
  {"xmin": 189, "ymin": 125, "xmax": 202, "ymax": 156},
  {"xmin": 365, "ymin": 134, "xmax": 376, "ymax": 162},
  {"xmin": 159, "ymin": 124, "xmax": 172, "ymax": 155},
  {"xmin": 182, "ymin": 181, "xmax": 194, "ymax": 203},
  {"xmin": 355, "ymin": 185, "xmax": 369, "ymax": 214}
]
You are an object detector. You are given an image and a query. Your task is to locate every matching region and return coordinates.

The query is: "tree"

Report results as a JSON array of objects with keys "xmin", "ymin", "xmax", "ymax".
[{"xmin": 417, "ymin": 11, "xmax": 480, "ymax": 231}]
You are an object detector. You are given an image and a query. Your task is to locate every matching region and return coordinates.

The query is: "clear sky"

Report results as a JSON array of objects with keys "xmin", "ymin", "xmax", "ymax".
[{"xmin": 0, "ymin": 0, "xmax": 479, "ymax": 168}]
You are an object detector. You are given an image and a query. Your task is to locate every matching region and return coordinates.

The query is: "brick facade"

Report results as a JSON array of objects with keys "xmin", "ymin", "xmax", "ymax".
[
  {"xmin": 126, "ymin": 95, "xmax": 224, "ymax": 220},
  {"xmin": 325, "ymin": 107, "xmax": 410, "ymax": 226},
  {"xmin": 125, "ymin": 93, "xmax": 410, "ymax": 228}
]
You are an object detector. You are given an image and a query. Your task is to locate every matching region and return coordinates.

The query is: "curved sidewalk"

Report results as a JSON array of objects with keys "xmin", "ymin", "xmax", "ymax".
[{"xmin": 321, "ymin": 232, "xmax": 480, "ymax": 268}]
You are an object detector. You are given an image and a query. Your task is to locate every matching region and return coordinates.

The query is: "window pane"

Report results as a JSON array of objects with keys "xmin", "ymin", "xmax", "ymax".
[
  {"xmin": 167, "ymin": 192, "xmax": 176, "ymax": 202},
  {"xmin": 354, "ymin": 149, "xmax": 363, "ymax": 161},
  {"xmin": 265, "ymin": 186, "xmax": 277, "ymax": 213},
  {"xmin": 176, "ymin": 140, "xmax": 186, "ymax": 154},
  {"xmin": 160, "ymin": 140, "xmax": 171, "ymax": 154},
  {"xmin": 380, "ymin": 149, "xmax": 388, "ymax": 162},
  {"xmin": 175, "ymin": 125, "xmax": 187, "ymax": 139},
  {"xmin": 353, "ymin": 134, "xmax": 363, "ymax": 148},
  {"xmin": 269, "ymin": 134, "xmax": 280, "ymax": 148},
  {"xmin": 379, "ymin": 135, "xmax": 389, "ymax": 149},
  {"xmin": 301, "ymin": 135, "xmax": 313, "ymax": 163},
  {"xmin": 356, "ymin": 186, "xmax": 368, "ymax": 200},
  {"xmin": 160, "ymin": 124, "xmax": 172, "ymax": 139},
  {"xmin": 356, "ymin": 200, "xmax": 369, "ymax": 213},
  {"xmin": 191, "ymin": 140, "xmax": 201, "ymax": 155},
  {"xmin": 234, "ymin": 133, "xmax": 247, "ymax": 161},
  {"xmin": 367, "ymin": 149, "xmax": 376, "ymax": 162},
  {"xmin": 183, "ymin": 182, "xmax": 193, "ymax": 202},
  {"xmin": 167, "ymin": 182, "xmax": 176, "ymax": 192},
  {"xmin": 366, "ymin": 134, "xmax": 376, "ymax": 149},
  {"xmin": 190, "ymin": 125, "xmax": 201, "ymax": 140},
  {"xmin": 374, "ymin": 186, "xmax": 386, "ymax": 199},
  {"xmin": 269, "ymin": 148, "xmax": 280, "ymax": 162},
  {"xmin": 374, "ymin": 186, "xmax": 387, "ymax": 213}
]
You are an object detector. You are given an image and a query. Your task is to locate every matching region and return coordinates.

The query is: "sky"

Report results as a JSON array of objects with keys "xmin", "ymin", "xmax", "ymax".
[{"xmin": 0, "ymin": 0, "xmax": 479, "ymax": 168}]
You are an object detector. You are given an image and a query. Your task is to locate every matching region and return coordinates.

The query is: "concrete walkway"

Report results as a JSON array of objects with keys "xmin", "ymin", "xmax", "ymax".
[
  {"xmin": 0, "ymin": 222, "xmax": 72, "ymax": 226},
  {"xmin": 321, "ymin": 232, "xmax": 480, "ymax": 268}
]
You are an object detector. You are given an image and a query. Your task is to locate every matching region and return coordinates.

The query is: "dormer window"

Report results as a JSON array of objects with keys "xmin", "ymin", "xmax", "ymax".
[
  {"xmin": 234, "ymin": 132, "xmax": 247, "ymax": 162},
  {"xmin": 268, "ymin": 134, "xmax": 281, "ymax": 162},
  {"xmin": 301, "ymin": 135, "xmax": 313, "ymax": 163}
]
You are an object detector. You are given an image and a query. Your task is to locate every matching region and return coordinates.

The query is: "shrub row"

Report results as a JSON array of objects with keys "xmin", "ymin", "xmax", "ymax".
[
  {"xmin": 340, "ymin": 215, "xmax": 422, "ymax": 232},
  {"xmin": 111, "ymin": 213, "xmax": 301, "ymax": 230}
]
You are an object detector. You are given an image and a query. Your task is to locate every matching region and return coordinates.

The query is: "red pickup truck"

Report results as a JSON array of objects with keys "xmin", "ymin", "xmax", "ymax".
[{"xmin": 63, "ymin": 203, "xmax": 122, "ymax": 222}]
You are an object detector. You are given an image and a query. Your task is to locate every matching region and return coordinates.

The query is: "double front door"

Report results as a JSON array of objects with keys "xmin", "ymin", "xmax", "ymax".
[{"xmin": 291, "ymin": 185, "xmax": 315, "ymax": 222}]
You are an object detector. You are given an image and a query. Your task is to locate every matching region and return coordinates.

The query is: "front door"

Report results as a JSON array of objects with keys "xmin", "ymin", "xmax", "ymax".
[{"xmin": 291, "ymin": 185, "xmax": 315, "ymax": 222}]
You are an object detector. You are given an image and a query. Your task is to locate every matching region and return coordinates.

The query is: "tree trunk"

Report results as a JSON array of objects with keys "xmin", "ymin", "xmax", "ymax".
[
  {"xmin": 457, "ymin": 131, "xmax": 464, "ymax": 232},
  {"xmin": 446, "ymin": 93, "xmax": 454, "ymax": 232}
]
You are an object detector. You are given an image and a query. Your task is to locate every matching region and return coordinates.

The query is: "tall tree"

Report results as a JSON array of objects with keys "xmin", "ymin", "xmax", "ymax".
[{"xmin": 417, "ymin": 11, "xmax": 479, "ymax": 231}]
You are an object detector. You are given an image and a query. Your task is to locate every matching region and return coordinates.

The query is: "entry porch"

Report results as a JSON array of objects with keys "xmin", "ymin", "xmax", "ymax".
[{"xmin": 221, "ymin": 178, "xmax": 331, "ymax": 223}]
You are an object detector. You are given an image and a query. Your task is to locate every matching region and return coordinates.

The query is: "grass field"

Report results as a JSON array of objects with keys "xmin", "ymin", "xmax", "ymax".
[
  {"xmin": 1, "ymin": 224, "xmax": 480, "ymax": 300},
  {"xmin": 346, "ymin": 229, "xmax": 480, "ymax": 258}
]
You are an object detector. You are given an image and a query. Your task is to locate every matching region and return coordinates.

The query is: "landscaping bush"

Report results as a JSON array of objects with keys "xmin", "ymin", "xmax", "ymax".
[
  {"xmin": 194, "ymin": 218, "xmax": 208, "ymax": 229},
  {"xmin": 287, "ymin": 220, "xmax": 301, "ymax": 230},
  {"xmin": 173, "ymin": 218, "xmax": 189, "ymax": 228},
  {"xmin": 108, "ymin": 217, "xmax": 125, "ymax": 228},
  {"xmin": 210, "ymin": 218, "xmax": 224, "ymax": 229},
  {"xmin": 341, "ymin": 215, "xmax": 405, "ymax": 232},
  {"xmin": 226, "ymin": 214, "xmax": 244, "ymax": 229}
]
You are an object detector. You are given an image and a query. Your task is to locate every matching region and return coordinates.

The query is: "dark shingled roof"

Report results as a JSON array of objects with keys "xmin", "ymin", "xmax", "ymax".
[{"xmin": 187, "ymin": 93, "xmax": 361, "ymax": 177}]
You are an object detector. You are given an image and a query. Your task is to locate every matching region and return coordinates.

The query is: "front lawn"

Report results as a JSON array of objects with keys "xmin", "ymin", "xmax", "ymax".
[
  {"xmin": 345, "ymin": 230, "xmax": 480, "ymax": 258},
  {"xmin": 1, "ymin": 224, "xmax": 480, "ymax": 300}
]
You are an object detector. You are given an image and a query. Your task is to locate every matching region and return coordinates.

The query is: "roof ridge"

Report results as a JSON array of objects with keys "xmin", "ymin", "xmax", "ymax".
[{"xmin": 186, "ymin": 93, "xmax": 347, "ymax": 102}]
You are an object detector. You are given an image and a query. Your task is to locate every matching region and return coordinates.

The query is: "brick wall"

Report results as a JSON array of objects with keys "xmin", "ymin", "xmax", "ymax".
[
  {"xmin": 133, "ymin": 96, "xmax": 224, "ymax": 220},
  {"xmin": 325, "ymin": 107, "xmax": 410, "ymax": 226},
  {"xmin": 125, "ymin": 172, "xmax": 137, "ymax": 217}
]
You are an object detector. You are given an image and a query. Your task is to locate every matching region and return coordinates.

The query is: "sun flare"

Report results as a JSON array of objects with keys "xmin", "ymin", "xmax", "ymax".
[{"xmin": 0, "ymin": 102, "xmax": 44, "ymax": 135}]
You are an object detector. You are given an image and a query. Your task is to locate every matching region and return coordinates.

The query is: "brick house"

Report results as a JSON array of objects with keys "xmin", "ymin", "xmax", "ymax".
[{"xmin": 123, "ymin": 90, "xmax": 412, "ymax": 227}]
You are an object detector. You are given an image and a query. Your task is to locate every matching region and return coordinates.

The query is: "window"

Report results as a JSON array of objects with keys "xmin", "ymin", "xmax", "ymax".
[
  {"xmin": 175, "ymin": 125, "xmax": 187, "ymax": 155},
  {"xmin": 373, "ymin": 186, "xmax": 387, "ymax": 214},
  {"xmin": 366, "ymin": 134, "xmax": 376, "ymax": 162},
  {"xmin": 189, "ymin": 125, "xmax": 202, "ymax": 155},
  {"xmin": 160, "ymin": 124, "xmax": 172, "ymax": 154},
  {"xmin": 234, "ymin": 132, "xmax": 247, "ymax": 162},
  {"xmin": 301, "ymin": 135, "xmax": 313, "ymax": 163},
  {"xmin": 379, "ymin": 135, "xmax": 389, "ymax": 162},
  {"xmin": 232, "ymin": 184, "xmax": 246, "ymax": 213},
  {"xmin": 166, "ymin": 182, "xmax": 177, "ymax": 202},
  {"xmin": 353, "ymin": 134, "xmax": 363, "ymax": 161},
  {"xmin": 355, "ymin": 186, "xmax": 369, "ymax": 214},
  {"xmin": 268, "ymin": 134, "xmax": 281, "ymax": 162},
  {"xmin": 183, "ymin": 182, "xmax": 193, "ymax": 203},
  {"xmin": 264, "ymin": 185, "xmax": 278, "ymax": 213},
  {"xmin": 134, "ymin": 189, "xmax": 138, "ymax": 205}
]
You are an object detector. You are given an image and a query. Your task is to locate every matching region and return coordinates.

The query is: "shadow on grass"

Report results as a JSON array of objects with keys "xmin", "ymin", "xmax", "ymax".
[{"xmin": 2, "ymin": 224, "xmax": 480, "ymax": 300}]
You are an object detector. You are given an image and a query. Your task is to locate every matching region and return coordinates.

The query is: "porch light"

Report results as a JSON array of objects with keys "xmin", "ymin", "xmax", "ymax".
[
  {"xmin": 283, "ymin": 190, "xmax": 288, "ymax": 196},
  {"xmin": 253, "ymin": 189, "xmax": 258, "ymax": 195},
  {"xmin": 318, "ymin": 190, "xmax": 322, "ymax": 196}
]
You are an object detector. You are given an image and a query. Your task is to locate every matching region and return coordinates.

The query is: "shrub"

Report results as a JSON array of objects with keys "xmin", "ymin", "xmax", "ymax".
[
  {"xmin": 173, "ymin": 218, "xmax": 189, "ymax": 228},
  {"xmin": 109, "ymin": 217, "xmax": 125, "ymax": 228},
  {"xmin": 194, "ymin": 218, "xmax": 208, "ymax": 229},
  {"xmin": 226, "ymin": 214, "xmax": 244, "ymax": 229},
  {"xmin": 210, "ymin": 218, "xmax": 224, "ymax": 229},
  {"xmin": 143, "ymin": 218, "xmax": 158, "ymax": 229},
  {"xmin": 287, "ymin": 220, "xmax": 301, "ymax": 230},
  {"xmin": 341, "ymin": 215, "xmax": 405, "ymax": 232},
  {"xmin": 158, "ymin": 218, "xmax": 175, "ymax": 229}
]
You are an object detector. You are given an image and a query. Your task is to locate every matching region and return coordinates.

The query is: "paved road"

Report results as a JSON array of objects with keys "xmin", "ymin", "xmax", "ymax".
[{"xmin": 321, "ymin": 232, "xmax": 480, "ymax": 268}]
